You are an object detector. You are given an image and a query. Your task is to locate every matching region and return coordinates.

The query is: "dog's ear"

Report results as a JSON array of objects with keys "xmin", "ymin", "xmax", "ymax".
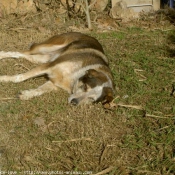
[
  {"xmin": 85, "ymin": 69, "xmax": 100, "ymax": 78},
  {"xmin": 85, "ymin": 69, "xmax": 108, "ymax": 81},
  {"xmin": 81, "ymin": 69, "xmax": 99, "ymax": 88},
  {"xmin": 82, "ymin": 69, "xmax": 108, "ymax": 88}
]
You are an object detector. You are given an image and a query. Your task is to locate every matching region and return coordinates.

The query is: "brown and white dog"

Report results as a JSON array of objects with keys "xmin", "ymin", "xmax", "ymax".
[{"xmin": 0, "ymin": 32, "xmax": 114, "ymax": 105}]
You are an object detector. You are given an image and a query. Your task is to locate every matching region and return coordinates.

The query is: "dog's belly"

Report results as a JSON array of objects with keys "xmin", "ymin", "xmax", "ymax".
[{"xmin": 48, "ymin": 61, "xmax": 81, "ymax": 93}]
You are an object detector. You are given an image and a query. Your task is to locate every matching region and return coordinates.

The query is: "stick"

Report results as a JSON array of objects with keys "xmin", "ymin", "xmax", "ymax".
[
  {"xmin": 0, "ymin": 98, "xmax": 17, "ymax": 100},
  {"xmin": 52, "ymin": 137, "xmax": 94, "ymax": 143},
  {"xmin": 145, "ymin": 114, "xmax": 169, "ymax": 119},
  {"xmin": 85, "ymin": 0, "xmax": 92, "ymax": 29},
  {"xmin": 92, "ymin": 166, "xmax": 114, "ymax": 175},
  {"xmin": 117, "ymin": 103, "xmax": 143, "ymax": 110}
]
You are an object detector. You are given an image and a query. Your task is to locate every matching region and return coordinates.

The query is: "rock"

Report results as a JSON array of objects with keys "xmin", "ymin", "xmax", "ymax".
[
  {"xmin": 91, "ymin": 0, "xmax": 108, "ymax": 12},
  {"xmin": 110, "ymin": 0, "xmax": 139, "ymax": 21}
]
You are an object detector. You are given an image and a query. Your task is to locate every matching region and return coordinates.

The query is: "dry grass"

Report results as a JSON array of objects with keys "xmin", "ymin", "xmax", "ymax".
[{"xmin": 0, "ymin": 9, "xmax": 175, "ymax": 174}]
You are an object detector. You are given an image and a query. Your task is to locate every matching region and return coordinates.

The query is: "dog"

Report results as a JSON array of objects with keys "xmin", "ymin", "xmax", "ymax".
[{"xmin": 0, "ymin": 32, "xmax": 114, "ymax": 105}]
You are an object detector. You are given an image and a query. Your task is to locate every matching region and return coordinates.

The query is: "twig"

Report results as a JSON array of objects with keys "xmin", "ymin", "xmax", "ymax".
[
  {"xmin": 15, "ymin": 64, "xmax": 30, "ymax": 71},
  {"xmin": 47, "ymin": 121, "xmax": 56, "ymax": 128},
  {"xmin": 92, "ymin": 166, "xmax": 114, "ymax": 175},
  {"xmin": 111, "ymin": 95, "xmax": 120, "ymax": 103},
  {"xmin": 99, "ymin": 144, "xmax": 107, "ymax": 165},
  {"xmin": 85, "ymin": 0, "xmax": 92, "ymax": 29},
  {"xmin": 170, "ymin": 84, "xmax": 175, "ymax": 96},
  {"xmin": 129, "ymin": 167, "xmax": 160, "ymax": 175},
  {"xmin": 157, "ymin": 126, "xmax": 170, "ymax": 131},
  {"xmin": 45, "ymin": 147, "xmax": 55, "ymax": 151},
  {"xmin": 134, "ymin": 69, "xmax": 147, "ymax": 81},
  {"xmin": 0, "ymin": 97, "xmax": 17, "ymax": 100},
  {"xmin": 117, "ymin": 103, "xmax": 144, "ymax": 110},
  {"xmin": 153, "ymin": 28, "xmax": 174, "ymax": 32},
  {"xmin": 145, "ymin": 113, "xmax": 170, "ymax": 119},
  {"xmin": 52, "ymin": 137, "xmax": 94, "ymax": 143},
  {"xmin": 8, "ymin": 28, "xmax": 28, "ymax": 31}
]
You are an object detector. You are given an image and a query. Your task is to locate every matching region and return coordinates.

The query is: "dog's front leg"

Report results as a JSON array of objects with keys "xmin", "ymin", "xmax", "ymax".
[
  {"xmin": 0, "ymin": 74, "xmax": 26, "ymax": 83},
  {"xmin": 0, "ymin": 64, "xmax": 49, "ymax": 83},
  {"xmin": 18, "ymin": 81, "xmax": 57, "ymax": 100}
]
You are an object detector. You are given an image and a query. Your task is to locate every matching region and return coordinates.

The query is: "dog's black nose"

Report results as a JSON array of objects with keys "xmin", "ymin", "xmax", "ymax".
[{"xmin": 70, "ymin": 98, "xmax": 79, "ymax": 105}]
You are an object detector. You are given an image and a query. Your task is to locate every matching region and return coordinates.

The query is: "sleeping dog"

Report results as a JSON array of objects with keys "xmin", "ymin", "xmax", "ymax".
[{"xmin": 0, "ymin": 32, "xmax": 114, "ymax": 105}]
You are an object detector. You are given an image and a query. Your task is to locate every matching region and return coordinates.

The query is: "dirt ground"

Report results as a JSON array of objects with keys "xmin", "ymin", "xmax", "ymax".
[{"xmin": 0, "ymin": 8, "xmax": 175, "ymax": 175}]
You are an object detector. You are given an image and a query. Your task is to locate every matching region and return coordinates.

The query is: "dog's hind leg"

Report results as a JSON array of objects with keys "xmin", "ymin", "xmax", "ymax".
[
  {"xmin": 0, "ymin": 51, "xmax": 51, "ymax": 64},
  {"xmin": 18, "ymin": 81, "xmax": 57, "ymax": 100},
  {"xmin": 0, "ymin": 35, "xmax": 67, "ymax": 63},
  {"xmin": 0, "ymin": 43, "xmax": 66, "ymax": 63},
  {"xmin": 20, "ymin": 44, "xmax": 67, "ymax": 63},
  {"xmin": 0, "ymin": 63, "xmax": 49, "ymax": 83},
  {"xmin": 0, "ymin": 51, "xmax": 24, "ymax": 60}
]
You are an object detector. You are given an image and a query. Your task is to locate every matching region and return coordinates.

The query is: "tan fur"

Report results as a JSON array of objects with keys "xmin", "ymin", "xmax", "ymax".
[{"xmin": 0, "ymin": 32, "xmax": 114, "ymax": 105}]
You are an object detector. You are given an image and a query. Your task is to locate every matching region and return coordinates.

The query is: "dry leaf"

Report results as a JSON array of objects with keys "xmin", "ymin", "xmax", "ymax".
[
  {"xmin": 23, "ymin": 155, "xmax": 33, "ymax": 162},
  {"xmin": 33, "ymin": 117, "xmax": 45, "ymax": 127},
  {"xmin": 33, "ymin": 117, "xmax": 48, "ymax": 132}
]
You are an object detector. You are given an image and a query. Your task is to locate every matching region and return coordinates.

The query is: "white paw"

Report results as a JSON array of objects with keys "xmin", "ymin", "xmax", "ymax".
[
  {"xmin": 0, "ymin": 51, "xmax": 6, "ymax": 59},
  {"xmin": 18, "ymin": 89, "xmax": 42, "ymax": 100},
  {"xmin": 0, "ymin": 76, "xmax": 9, "ymax": 82},
  {"xmin": 18, "ymin": 90, "xmax": 34, "ymax": 100},
  {"xmin": 0, "ymin": 51, "xmax": 23, "ymax": 59}
]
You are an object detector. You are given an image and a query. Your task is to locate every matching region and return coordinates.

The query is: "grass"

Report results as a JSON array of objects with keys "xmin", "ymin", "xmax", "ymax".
[{"xmin": 0, "ymin": 11, "xmax": 175, "ymax": 174}]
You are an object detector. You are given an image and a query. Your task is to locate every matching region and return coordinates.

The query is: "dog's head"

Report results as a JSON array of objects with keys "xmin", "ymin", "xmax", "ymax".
[{"xmin": 68, "ymin": 69, "xmax": 114, "ymax": 105}]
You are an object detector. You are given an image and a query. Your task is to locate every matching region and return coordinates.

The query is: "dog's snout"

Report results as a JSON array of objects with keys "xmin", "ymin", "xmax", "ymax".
[{"xmin": 70, "ymin": 98, "xmax": 79, "ymax": 105}]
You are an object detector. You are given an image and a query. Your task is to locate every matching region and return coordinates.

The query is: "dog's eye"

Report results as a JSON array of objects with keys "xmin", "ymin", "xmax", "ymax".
[
  {"xmin": 83, "ymin": 84, "xmax": 87, "ymax": 91},
  {"xmin": 80, "ymin": 84, "xmax": 87, "ymax": 91},
  {"xmin": 84, "ymin": 84, "xmax": 87, "ymax": 91}
]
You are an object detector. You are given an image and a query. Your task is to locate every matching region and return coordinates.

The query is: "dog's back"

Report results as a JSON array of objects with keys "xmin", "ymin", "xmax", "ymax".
[
  {"xmin": 30, "ymin": 32, "xmax": 104, "ymax": 54},
  {"xmin": 35, "ymin": 32, "xmax": 104, "ymax": 53}
]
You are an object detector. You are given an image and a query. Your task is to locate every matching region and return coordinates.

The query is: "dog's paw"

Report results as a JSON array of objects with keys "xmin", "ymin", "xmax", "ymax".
[
  {"xmin": 0, "ymin": 76, "xmax": 9, "ymax": 82},
  {"xmin": 18, "ymin": 89, "xmax": 42, "ymax": 100},
  {"xmin": 0, "ymin": 51, "xmax": 14, "ymax": 59},
  {"xmin": 0, "ymin": 51, "xmax": 23, "ymax": 59},
  {"xmin": 0, "ymin": 51, "xmax": 6, "ymax": 59},
  {"xmin": 18, "ymin": 90, "xmax": 33, "ymax": 100}
]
